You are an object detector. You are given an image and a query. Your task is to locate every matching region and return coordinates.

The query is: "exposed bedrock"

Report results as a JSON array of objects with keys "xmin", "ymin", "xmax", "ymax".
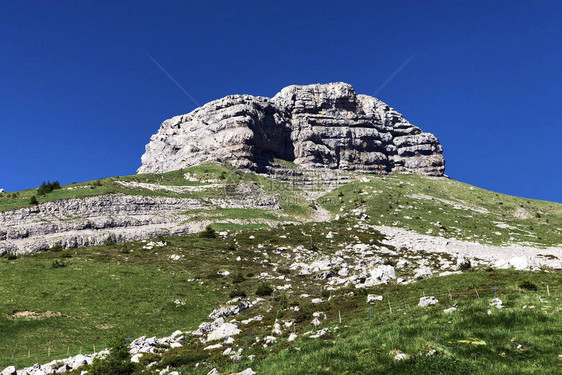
[
  {"xmin": 138, "ymin": 82, "xmax": 445, "ymax": 176},
  {"xmin": 0, "ymin": 193, "xmax": 279, "ymax": 255}
]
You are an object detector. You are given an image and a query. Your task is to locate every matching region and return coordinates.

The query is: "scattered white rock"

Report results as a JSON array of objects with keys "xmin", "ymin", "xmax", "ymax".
[
  {"xmin": 394, "ymin": 353, "xmax": 409, "ymax": 360},
  {"xmin": 310, "ymin": 328, "xmax": 328, "ymax": 338},
  {"xmin": 414, "ymin": 266, "xmax": 433, "ymax": 279},
  {"xmin": 490, "ymin": 298, "xmax": 503, "ymax": 309},
  {"xmin": 418, "ymin": 296, "xmax": 439, "ymax": 307},
  {"xmin": 207, "ymin": 322, "xmax": 241, "ymax": 341},
  {"xmin": 367, "ymin": 294, "xmax": 383, "ymax": 303},
  {"xmin": 233, "ymin": 369, "xmax": 255, "ymax": 375},
  {"xmin": 204, "ymin": 343, "xmax": 223, "ymax": 350}
]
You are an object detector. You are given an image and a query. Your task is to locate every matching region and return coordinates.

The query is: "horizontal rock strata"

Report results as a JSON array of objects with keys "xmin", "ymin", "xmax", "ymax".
[
  {"xmin": 0, "ymin": 193, "xmax": 278, "ymax": 255},
  {"xmin": 138, "ymin": 82, "xmax": 445, "ymax": 176}
]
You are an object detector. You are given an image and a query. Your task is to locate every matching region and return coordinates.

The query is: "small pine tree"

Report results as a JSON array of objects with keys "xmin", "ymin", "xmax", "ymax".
[
  {"xmin": 90, "ymin": 333, "xmax": 135, "ymax": 375},
  {"xmin": 37, "ymin": 182, "xmax": 49, "ymax": 196},
  {"xmin": 37, "ymin": 181, "xmax": 61, "ymax": 195},
  {"xmin": 29, "ymin": 195, "xmax": 39, "ymax": 205},
  {"xmin": 200, "ymin": 225, "xmax": 217, "ymax": 238}
]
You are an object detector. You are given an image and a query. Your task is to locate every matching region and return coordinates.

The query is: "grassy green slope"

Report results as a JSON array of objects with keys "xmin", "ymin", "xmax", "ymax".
[
  {"xmin": 321, "ymin": 173, "xmax": 562, "ymax": 247},
  {"xmin": 1, "ymin": 166, "xmax": 561, "ymax": 373},
  {"xmin": 207, "ymin": 272, "xmax": 561, "ymax": 375},
  {"xmin": 2, "ymin": 217, "xmax": 560, "ymax": 372},
  {"xmin": 0, "ymin": 239, "xmax": 224, "ymax": 368}
]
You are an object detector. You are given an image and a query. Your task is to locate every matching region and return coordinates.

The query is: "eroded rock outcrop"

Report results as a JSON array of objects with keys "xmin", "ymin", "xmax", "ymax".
[
  {"xmin": 138, "ymin": 82, "xmax": 445, "ymax": 176},
  {"xmin": 0, "ymin": 192, "xmax": 279, "ymax": 256}
]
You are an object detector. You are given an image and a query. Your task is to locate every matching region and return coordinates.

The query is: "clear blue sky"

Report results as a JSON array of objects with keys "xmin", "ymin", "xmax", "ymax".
[{"xmin": 1, "ymin": 0, "xmax": 560, "ymax": 202}]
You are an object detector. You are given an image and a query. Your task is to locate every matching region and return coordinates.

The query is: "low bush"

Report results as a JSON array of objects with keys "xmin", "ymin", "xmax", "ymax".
[
  {"xmin": 51, "ymin": 260, "xmax": 69, "ymax": 268},
  {"xmin": 256, "ymin": 282, "xmax": 274, "ymax": 296},
  {"xmin": 519, "ymin": 280, "xmax": 538, "ymax": 291},
  {"xmin": 229, "ymin": 289, "xmax": 247, "ymax": 298},
  {"xmin": 160, "ymin": 352, "xmax": 209, "ymax": 368},
  {"xmin": 232, "ymin": 272, "xmax": 245, "ymax": 284},
  {"xmin": 459, "ymin": 259, "xmax": 472, "ymax": 270},
  {"xmin": 200, "ymin": 225, "xmax": 217, "ymax": 239},
  {"xmin": 50, "ymin": 244, "xmax": 63, "ymax": 252},
  {"xmin": 90, "ymin": 333, "xmax": 135, "ymax": 375}
]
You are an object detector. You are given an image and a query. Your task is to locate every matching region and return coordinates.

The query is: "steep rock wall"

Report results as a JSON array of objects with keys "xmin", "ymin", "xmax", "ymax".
[{"xmin": 138, "ymin": 83, "xmax": 445, "ymax": 176}]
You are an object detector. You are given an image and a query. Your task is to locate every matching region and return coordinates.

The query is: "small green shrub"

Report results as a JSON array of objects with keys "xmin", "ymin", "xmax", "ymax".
[
  {"xmin": 229, "ymin": 289, "xmax": 247, "ymax": 298},
  {"xmin": 383, "ymin": 258, "xmax": 396, "ymax": 266},
  {"xmin": 292, "ymin": 304, "xmax": 313, "ymax": 323},
  {"xmin": 321, "ymin": 289, "xmax": 331, "ymax": 299},
  {"xmin": 29, "ymin": 195, "xmax": 39, "ymax": 205},
  {"xmin": 51, "ymin": 260, "xmax": 69, "ymax": 268},
  {"xmin": 279, "ymin": 293, "xmax": 288, "ymax": 309},
  {"xmin": 160, "ymin": 352, "xmax": 209, "ymax": 368},
  {"xmin": 5, "ymin": 254, "xmax": 17, "ymax": 261},
  {"xmin": 256, "ymin": 282, "xmax": 274, "ymax": 296},
  {"xmin": 137, "ymin": 353, "xmax": 161, "ymax": 366},
  {"xmin": 459, "ymin": 259, "xmax": 472, "ymax": 271},
  {"xmin": 200, "ymin": 225, "xmax": 217, "ymax": 239},
  {"xmin": 90, "ymin": 333, "xmax": 135, "ymax": 375},
  {"xmin": 519, "ymin": 280, "xmax": 538, "ymax": 291},
  {"xmin": 278, "ymin": 267, "xmax": 291, "ymax": 275},
  {"xmin": 232, "ymin": 272, "xmax": 245, "ymax": 284},
  {"xmin": 50, "ymin": 244, "xmax": 63, "ymax": 252}
]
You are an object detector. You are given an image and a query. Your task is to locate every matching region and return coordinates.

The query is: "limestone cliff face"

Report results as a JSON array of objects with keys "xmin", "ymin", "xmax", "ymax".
[{"xmin": 138, "ymin": 83, "xmax": 445, "ymax": 176}]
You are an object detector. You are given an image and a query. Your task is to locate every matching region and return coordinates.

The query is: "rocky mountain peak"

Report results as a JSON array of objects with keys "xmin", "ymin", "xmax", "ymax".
[{"xmin": 138, "ymin": 82, "xmax": 445, "ymax": 175}]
